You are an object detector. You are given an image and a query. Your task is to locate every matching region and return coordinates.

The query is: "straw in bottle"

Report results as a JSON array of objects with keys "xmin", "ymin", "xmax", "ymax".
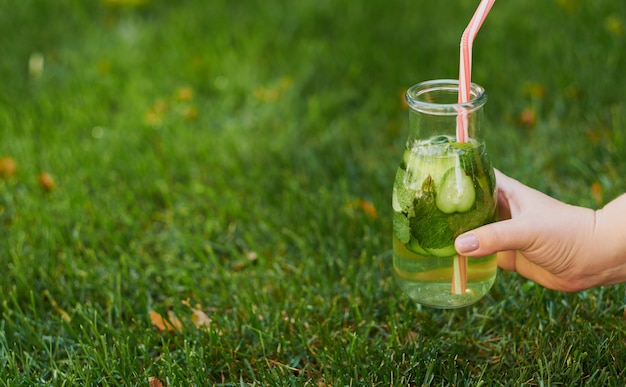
[{"xmin": 452, "ymin": 0, "xmax": 496, "ymax": 295}]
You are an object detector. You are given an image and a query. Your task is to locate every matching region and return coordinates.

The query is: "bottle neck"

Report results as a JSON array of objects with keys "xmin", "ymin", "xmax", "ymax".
[
  {"xmin": 407, "ymin": 106, "xmax": 484, "ymax": 144},
  {"xmin": 405, "ymin": 79, "xmax": 487, "ymax": 145}
]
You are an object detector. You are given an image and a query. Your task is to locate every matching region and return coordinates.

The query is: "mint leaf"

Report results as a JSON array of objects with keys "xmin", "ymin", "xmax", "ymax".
[
  {"xmin": 409, "ymin": 176, "xmax": 455, "ymax": 249},
  {"xmin": 393, "ymin": 168, "xmax": 417, "ymax": 214},
  {"xmin": 393, "ymin": 211, "xmax": 411, "ymax": 244}
]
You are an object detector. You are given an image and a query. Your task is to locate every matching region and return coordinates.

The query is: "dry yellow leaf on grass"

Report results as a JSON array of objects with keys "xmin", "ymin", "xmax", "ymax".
[
  {"xmin": 346, "ymin": 198, "xmax": 378, "ymax": 219},
  {"xmin": 148, "ymin": 376, "xmax": 164, "ymax": 387},
  {"xmin": 150, "ymin": 302, "xmax": 222, "ymax": 334},
  {"xmin": 0, "ymin": 157, "xmax": 16, "ymax": 178},
  {"xmin": 359, "ymin": 199, "xmax": 378, "ymax": 219},
  {"xmin": 149, "ymin": 310, "xmax": 182, "ymax": 333},
  {"xmin": 191, "ymin": 308, "xmax": 212, "ymax": 330},
  {"xmin": 38, "ymin": 172, "xmax": 55, "ymax": 192},
  {"xmin": 591, "ymin": 182, "xmax": 604, "ymax": 206}
]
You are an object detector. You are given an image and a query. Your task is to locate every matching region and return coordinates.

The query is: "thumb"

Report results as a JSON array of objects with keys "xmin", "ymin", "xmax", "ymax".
[{"xmin": 455, "ymin": 218, "xmax": 533, "ymax": 258}]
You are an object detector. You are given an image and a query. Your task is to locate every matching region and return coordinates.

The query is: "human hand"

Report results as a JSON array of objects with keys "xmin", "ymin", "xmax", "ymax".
[{"xmin": 454, "ymin": 170, "xmax": 626, "ymax": 291}]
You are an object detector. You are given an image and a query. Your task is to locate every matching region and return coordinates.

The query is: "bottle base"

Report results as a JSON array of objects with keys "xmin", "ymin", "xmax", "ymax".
[{"xmin": 396, "ymin": 278, "xmax": 495, "ymax": 309}]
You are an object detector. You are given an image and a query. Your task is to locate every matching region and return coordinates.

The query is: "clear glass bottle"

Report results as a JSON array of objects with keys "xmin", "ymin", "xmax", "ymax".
[{"xmin": 392, "ymin": 79, "xmax": 497, "ymax": 308}]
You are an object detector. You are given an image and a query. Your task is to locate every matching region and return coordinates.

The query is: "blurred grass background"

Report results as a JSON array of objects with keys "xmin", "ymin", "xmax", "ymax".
[{"xmin": 0, "ymin": 0, "xmax": 625, "ymax": 385}]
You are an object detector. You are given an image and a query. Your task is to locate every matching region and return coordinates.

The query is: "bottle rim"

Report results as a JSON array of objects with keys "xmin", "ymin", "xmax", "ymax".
[{"xmin": 406, "ymin": 79, "xmax": 487, "ymax": 116}]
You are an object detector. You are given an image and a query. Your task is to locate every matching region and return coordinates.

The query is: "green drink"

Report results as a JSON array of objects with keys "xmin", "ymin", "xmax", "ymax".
[{"xmin": 392, "ymin": 80, "xmax": 497, "ymax": 308}]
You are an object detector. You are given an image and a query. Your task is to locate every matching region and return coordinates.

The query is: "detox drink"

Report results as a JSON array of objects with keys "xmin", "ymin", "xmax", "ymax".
[{"xmin": 392, "ymin": 134, "xmax": 497, "ymax": 308}]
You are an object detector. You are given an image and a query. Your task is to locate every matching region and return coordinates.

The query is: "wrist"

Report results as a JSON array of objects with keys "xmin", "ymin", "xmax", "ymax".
[{"xmin": 589, "ymin": 195, "xmax": 626, "ymax": 287}]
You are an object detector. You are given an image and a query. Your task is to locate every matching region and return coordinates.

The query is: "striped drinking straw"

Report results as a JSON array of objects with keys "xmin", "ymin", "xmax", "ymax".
[{"xmin": 452, "ymin": 0, "xmax": 496, "ymax": 296}]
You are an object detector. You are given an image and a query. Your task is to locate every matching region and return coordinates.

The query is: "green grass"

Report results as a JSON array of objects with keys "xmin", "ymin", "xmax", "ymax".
[{"xmin": 1, "ymin": 0, "xmax": 625, "ymax": 385}]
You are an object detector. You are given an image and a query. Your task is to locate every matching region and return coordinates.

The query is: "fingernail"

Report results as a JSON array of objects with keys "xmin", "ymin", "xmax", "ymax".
[{"xmin": 455, "ymin": 234, "xmax": 479, "ymax": 253}]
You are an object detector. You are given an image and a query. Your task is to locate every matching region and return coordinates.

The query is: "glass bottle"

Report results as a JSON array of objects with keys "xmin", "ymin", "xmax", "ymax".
[{"xmin": 392, "ymin": 79, "xmax": 497, "ymax": 308}]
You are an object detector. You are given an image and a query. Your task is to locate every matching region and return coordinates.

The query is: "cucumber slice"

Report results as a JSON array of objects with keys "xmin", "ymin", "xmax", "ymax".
[
  {"xmin": 425, "ymin": 245, "xmax": 457, "ymax": 258},
  {"xmin": 431, "ymin": 135, "xmax": 451, "ymax": 144},
  {"xmin": 406, "ymin": 237, "xmax": 430, "ymax": 256},
  {"xmin": 404, "ymin": 151, "xmax": 457, "ymax": 189},
  {"xmin": 400, "ymin": 148, "xmax": 411, "ymax": 170},
  {"xmin": 435, "ymin": 167, "xmax": 475, "ymax": 213},
  {"xmin": 391, "ymin": 186, "xmax": 402, "ymax": 213},
  {"xmin": 429, "ymin": 157, "xmax": 458, "ymax": 188}
]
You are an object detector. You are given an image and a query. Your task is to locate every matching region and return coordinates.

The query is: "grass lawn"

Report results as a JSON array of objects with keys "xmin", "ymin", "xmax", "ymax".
[{"xmin": 1, "ymin": 0, "xmax": 625, "ymax": 385}]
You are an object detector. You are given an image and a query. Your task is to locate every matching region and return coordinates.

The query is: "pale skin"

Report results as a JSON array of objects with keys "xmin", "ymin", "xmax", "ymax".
[{"xmin": 454, "ymin": 170, "xmax": 626, "ymax": 292}]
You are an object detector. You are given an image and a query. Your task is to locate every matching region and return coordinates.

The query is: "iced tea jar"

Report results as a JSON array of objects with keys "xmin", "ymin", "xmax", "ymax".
[{"xmin": 392, "ymin": 79, "xmax": 497, "ymax": 308}]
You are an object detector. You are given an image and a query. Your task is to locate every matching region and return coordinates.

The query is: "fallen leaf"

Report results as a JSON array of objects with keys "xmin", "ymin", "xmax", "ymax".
[
  {"xmin": 150, "ymin": 310, "xmax": 182, "ymax": 333},
  {"xmin": 345, "ymin": 198, "xmax": 378, "ymax": 219},
  {"xmin": 180, "ymin": 105, "xmax": 198, "ymax": 121},
  {"xmin": 38, "ymin": 172, "xmax": 55, "ymax": 192},
  {"xmin": 148, "ymin": 376, "xmax": 164, "ymax": 387},
  {"xmin": 359, "ymin": 199, "xmax": 378, "ymax": 219},
  {"xmin": 591, "ymin": 182, "xmax": 603, "ymax": 206},
  {"xmin": 174, "ymin": 86, "xmax": 194, "ymax": 102},
  {"xmin": 517, "ymin": 107, "xmax": 536, "ymax": 129},
  {"xmin": 144, "ymin": 99, "xmax": 168, "ymax": 126},
  {"xmin": 0, "ymin": 157, "xmax": 17, "ymax": 178},
  {"xmin": 191, "ymin": 308, "xmax": 212, "ymax": 330}
]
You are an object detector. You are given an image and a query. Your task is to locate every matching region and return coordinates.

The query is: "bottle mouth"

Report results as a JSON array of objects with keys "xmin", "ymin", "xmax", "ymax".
[{"xmin": 406, "ymin": 79, "xmax": 487, "ymax": 116}]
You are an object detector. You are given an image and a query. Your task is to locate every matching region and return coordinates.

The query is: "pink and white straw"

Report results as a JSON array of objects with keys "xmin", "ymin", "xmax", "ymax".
[
  {"xmin": 452, "ymin": 0, "xmax": 496, "ymax": 296},
  {"xmin": 456, "ymin": 0, "xmax": 496, "ymax": 143}
]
